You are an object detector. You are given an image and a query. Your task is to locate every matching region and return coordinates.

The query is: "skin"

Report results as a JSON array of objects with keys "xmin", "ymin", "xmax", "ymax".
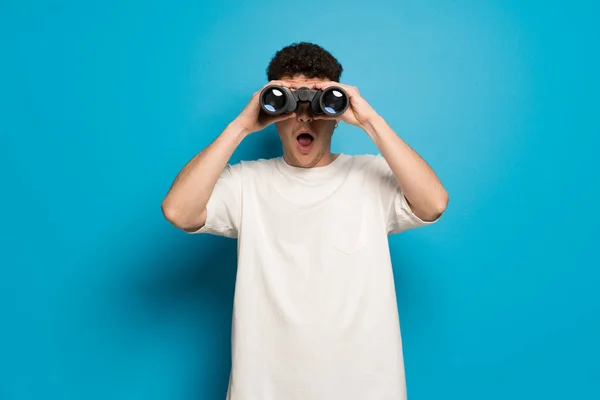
[
  {"xmin": 161, "ymin": 74, "xmax": 448, "ymax": 231},
  {"xmin": 310, "ymin": 79, "xmax": 449, "ymax": 221},
  {"xmin": 273, "ymin": 75, "xmax": 340, "ymax": 169},
  {"xmin": 272, "ymin": 74, "xmax": 449, "ymax": 222}
]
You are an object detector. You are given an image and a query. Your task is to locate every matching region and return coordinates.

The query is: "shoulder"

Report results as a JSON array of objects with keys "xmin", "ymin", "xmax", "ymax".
[
  {"xmin": 343, "ymin": 153, "xmax": 392, "ymax": 175},
  {"xmin": 226, "ymin": 157, "xmax": 281, "ymax": 176},
  {"xmin": 345, "ymin": 153, "xmax": 385, "ymax": 166}
]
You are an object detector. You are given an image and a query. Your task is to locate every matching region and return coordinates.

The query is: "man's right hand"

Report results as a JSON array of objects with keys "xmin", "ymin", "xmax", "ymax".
[
  {"xmin": 162, "ymin": 81, "xmax": 298, "ymax": 232},
  {"xmin": 232, "ymin": 81, "xmax": 298, "ymax": 135}
]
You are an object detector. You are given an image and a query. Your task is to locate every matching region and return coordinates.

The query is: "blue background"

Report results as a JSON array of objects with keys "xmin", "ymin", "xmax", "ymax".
[{"xmin": 1, "ymin": 0, "xmax": 598, "ymax": 399}]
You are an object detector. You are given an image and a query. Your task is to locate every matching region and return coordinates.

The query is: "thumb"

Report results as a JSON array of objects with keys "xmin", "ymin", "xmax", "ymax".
[{"xmin": 272, "ymin": 113, "xmax": 296, "ymax": 124}]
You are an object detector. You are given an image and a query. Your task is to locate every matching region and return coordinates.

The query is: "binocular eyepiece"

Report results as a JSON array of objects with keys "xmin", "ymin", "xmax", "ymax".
[{"xmin": 259, "ymin": 85, "xmax": 349, "ymax": 117}]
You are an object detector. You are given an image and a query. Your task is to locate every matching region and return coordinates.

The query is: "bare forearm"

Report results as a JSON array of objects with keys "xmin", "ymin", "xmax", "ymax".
[
  {"xmin": 363, "ymin": 115, "xmax": 448, "ymax": 221},
  {"xmin": 162, "ymin": 122, "xmax": 248, "ymax": 229}
]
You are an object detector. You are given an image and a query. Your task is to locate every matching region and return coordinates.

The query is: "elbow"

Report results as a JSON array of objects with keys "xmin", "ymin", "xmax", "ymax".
[
  {"xmin": 415, "ymin": 191, "xmax": 449, "ymax": 222},
  {"xmin": 161, "ymin": 199, "xmax": 205, "ymax": 231},
  {"xmin": 161, "ymin": 199, "xmax": 182, "ymax": 227},
  {"xmin": 429, "ymin": 191, "xmax": 449, "ymax": 220},
  {"xmin": 437, "ymin": 190, "xmax": 449, "ymax": 214}
]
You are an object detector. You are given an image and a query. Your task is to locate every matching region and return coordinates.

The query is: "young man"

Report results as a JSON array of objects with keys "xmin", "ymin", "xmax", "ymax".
[{"xmin": 162, "ymin": 42, "xmax": 448, "ymax": 399}]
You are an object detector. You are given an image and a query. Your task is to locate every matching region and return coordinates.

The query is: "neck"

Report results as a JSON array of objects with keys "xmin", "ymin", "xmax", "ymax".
[{"xmin": 283, "ymin": 150, "xmax": 338, "ymax": 168}]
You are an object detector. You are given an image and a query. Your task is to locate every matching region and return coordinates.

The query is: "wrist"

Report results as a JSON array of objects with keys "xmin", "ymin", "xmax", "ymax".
[
  {"xmin": 361, "ymin": 114, "xmax": 385, "ymax": 138},
  {"xmin": 225, "ymin": 120, "xmax": 252, "ymax": 144},
  {"xmin": 228, "ymin": 119, "xmax": 252, "ymax": 139}
]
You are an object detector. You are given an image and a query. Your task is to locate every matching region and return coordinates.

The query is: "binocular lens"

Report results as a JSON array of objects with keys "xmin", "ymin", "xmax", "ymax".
[
  {"xmin": 261, "ymin": 88, "xmax": 287, "ymax": 113},
  {"xmin": 321, "ymin": 89, "xmax": 347, "ymax": 115}
]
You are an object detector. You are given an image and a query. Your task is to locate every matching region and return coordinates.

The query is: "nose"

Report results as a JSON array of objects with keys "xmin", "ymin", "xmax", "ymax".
[{"xmin": 296, "ymin": 103, "xmax": 313, "ymax": 123}]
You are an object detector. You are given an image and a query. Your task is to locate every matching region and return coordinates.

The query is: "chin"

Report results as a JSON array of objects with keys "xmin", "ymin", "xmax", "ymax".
[{"xmin": 289, "ymin": 148, "xmax": 325, "ymax": 168}]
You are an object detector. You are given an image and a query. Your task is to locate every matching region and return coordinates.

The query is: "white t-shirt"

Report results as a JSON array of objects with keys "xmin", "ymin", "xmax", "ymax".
[{"xmin": 191, "ymin": 153, "xmax": 437, "ymax": 400}]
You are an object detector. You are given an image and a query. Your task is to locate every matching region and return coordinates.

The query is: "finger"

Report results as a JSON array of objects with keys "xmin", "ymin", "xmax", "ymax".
[
  {"xmin": 313, "ymin": 81, "xmax": 345, "ymax": 90},
  {"xmin": 313, "ymin": 114, "xmax": 339, "ymax": 121},
  {"xmin": 256, "ymin": 81, "xmax": 290, "ymax": 95},
  {"xmin": 268, "ymin": 80, "xmax": 294, "ymax": 88},
  {"xmin": 254, "ymin": 80, "xmax": 294, "ymax": 97},
  {"xmin": 272, "ymin": 112, "xmax": 297, "ymax": 123},
  {"xmin": 312, "ymin": 81, "xmax": 331, "ymax": 90},
  {"xmin": 314, "ymin": 82, "xmax": 358, "ymax": 99}
]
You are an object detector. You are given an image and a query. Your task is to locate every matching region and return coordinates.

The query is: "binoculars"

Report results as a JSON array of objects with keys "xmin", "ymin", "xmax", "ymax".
[{"xmin": 259, "ymin": 85, "xmax": 349, "ymax": 117}]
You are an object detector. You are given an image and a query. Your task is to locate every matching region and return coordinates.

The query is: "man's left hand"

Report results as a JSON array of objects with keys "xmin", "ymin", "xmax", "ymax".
[{"xmin": 311, "ymin": 82, "xmax": 380, "ymax": 129}]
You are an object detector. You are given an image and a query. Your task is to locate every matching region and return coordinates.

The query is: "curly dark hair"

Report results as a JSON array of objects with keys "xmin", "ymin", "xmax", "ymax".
[{"xmin": 266, "ymin": 42, "xmax": 343, "ymax": 82}]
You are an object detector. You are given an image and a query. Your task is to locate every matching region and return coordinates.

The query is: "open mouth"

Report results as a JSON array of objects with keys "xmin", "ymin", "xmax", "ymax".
[
  {"xmin": 296, "ymin": 132, "xmax": 314, "ymax": 153},
  {"xmin": 296, "ymin": 132, "xmax": 314, "ymax": 148}
]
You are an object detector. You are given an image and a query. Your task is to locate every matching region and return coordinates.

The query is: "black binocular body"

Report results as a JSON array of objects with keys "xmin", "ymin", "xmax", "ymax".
[{"xmin": 259, "ymin": 85, "xmax": 349, "ymax": 117}]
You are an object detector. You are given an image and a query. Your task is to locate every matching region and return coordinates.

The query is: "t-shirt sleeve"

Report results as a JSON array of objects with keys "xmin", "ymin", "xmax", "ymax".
[
  {"xmin": 369, "ymin": 154, "xmax": 440, "ymax": 235},
  {"xmin": 188, "ymin": 162, "xmax": 242, "ymax": 238}
]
